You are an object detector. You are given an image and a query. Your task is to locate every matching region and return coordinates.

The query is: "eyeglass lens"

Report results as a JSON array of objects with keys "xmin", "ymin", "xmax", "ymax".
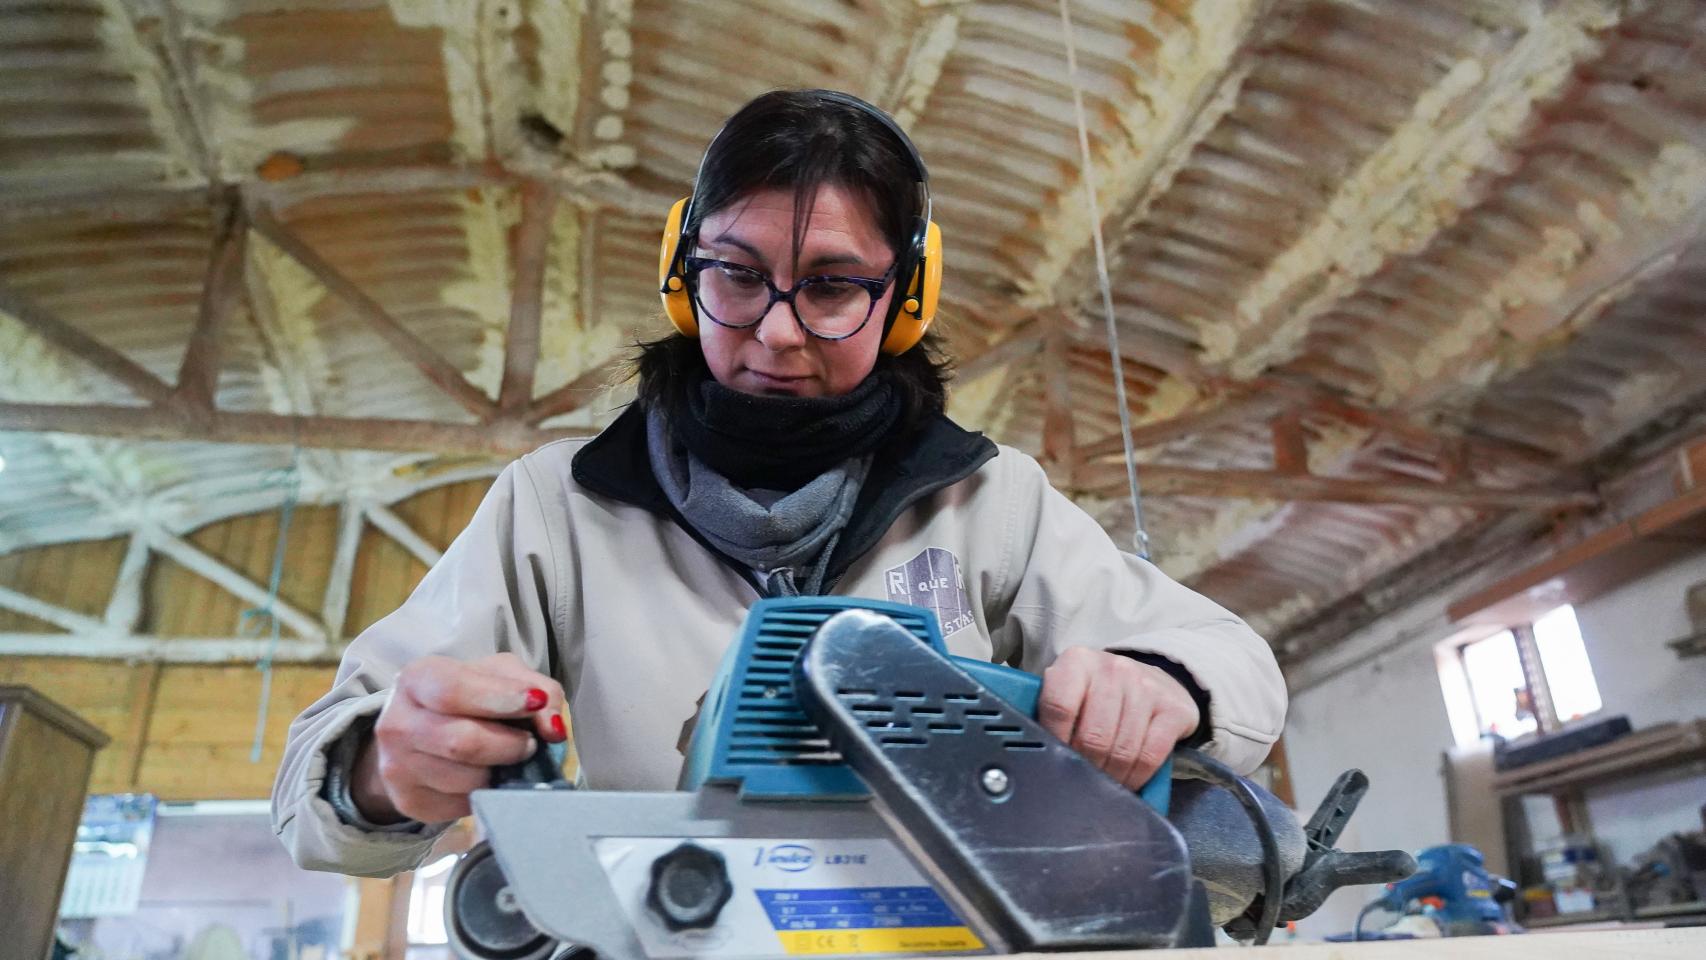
[{"xmin": 694, "ymin": 263, "xmax": 877, "ymax": 338}]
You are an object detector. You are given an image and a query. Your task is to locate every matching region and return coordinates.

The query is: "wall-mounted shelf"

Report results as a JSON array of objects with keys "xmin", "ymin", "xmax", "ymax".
[{"xmin": 1494, "ymin": 719, "xmax": 1706, "ymax": 797}]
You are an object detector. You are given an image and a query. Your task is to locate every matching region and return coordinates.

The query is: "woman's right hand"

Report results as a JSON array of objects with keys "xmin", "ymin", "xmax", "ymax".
[{"xmin": 350, "ymin": 652, "xmax": 568, "ymax": 824}]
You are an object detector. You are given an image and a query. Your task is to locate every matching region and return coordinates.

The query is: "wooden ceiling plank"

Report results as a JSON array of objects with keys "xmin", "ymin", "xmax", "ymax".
[{"xmin": 247, "ymin": 205, "xmax": 498, "ymax": 421}]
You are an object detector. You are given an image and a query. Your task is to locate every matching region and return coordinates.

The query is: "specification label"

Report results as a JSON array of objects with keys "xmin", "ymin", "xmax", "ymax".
[{"xmin": 757, "ymin": 886, "xmax": 983, "ymax": 955}]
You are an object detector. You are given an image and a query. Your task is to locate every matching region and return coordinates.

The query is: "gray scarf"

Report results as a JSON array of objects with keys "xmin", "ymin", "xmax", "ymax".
[{"xmin": 646, "ymin": 406, "xmax": 869, "ymax": 596}]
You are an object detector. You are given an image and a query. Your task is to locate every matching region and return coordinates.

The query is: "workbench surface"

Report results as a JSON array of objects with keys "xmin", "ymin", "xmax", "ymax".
[{"xmin": 1004, "ymin": 927, "xmax": 1704, "ymax": 957}]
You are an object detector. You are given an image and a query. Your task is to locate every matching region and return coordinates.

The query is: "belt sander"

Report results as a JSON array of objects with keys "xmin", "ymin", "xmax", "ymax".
[{"xmin": 447, "ymin": 598, "xmax": 1413, "ymax": 959}]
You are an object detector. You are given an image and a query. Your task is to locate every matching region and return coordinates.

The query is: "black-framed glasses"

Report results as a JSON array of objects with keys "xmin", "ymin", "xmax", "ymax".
[{"xmin": 683, "ymin": 256, "xmax": 897, "ymax": 341}]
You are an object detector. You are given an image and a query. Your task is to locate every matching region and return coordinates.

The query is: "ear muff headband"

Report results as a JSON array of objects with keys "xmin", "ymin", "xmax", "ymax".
[{"xmin": 657, "ymin": 91, "xmax": 940, "ymax": 355}]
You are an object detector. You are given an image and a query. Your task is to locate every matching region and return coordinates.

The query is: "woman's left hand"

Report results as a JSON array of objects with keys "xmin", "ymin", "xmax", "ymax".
[{"xmin": 1038, "ymin": 647, "xmax": 1200, "ymax": 790}]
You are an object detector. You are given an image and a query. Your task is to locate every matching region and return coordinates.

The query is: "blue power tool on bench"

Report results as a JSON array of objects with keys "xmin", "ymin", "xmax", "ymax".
[{"xmin": 447, "ymin": 598, "xmax": 1413, "ymax": 960}]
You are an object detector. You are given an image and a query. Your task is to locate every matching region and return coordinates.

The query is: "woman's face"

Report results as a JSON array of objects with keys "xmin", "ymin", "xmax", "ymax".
[{"xmin": 694, "ymin": 184, "xmax": 895, "ymax": 398}]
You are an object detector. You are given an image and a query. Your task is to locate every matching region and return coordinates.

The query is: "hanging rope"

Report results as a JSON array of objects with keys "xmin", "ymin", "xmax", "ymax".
[
  {"xmin": 1056, "ymin": 0, "xmax": 1153, "ymax": 560},
  {"xmin": 241, "ymin": 448, "xmax": 301, "ymax": 763}
]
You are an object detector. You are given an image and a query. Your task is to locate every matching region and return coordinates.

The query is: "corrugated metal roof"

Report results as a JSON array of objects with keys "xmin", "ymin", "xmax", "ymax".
[{"xmin": 2, "ymin": 0, "xmax": 1703, "ymax": 657}]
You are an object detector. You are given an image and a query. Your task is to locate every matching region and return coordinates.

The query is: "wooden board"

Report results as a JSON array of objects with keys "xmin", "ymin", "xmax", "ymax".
[{"xmin": 0, "ymin": 687, "xmax": 107, "ymax": 960}]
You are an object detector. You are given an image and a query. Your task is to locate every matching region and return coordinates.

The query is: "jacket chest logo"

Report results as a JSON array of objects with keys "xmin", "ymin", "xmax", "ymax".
[{"xmin": 885, "ymin": 547, "xmax": 974, "ymax": 637}]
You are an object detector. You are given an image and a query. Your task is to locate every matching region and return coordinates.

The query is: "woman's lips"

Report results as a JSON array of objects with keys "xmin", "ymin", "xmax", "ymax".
[{"xmin": 746, "ymin": 370, "xmax": 811, "ymax": 390}]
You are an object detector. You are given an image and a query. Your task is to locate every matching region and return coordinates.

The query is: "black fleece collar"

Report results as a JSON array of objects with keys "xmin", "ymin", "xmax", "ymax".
[{"xmin": 572, "ymin": 402, "xmax": 997, "ymax": 594}]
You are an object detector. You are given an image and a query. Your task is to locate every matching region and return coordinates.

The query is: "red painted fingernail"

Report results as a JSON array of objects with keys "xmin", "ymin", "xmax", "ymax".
[
  {"xmin": 549, "ymin": 714, "xmax": 567, "ymax": 741},
  {"xmin": 524, "ymin": 688, "xmax": 548, "ymax": 712}
]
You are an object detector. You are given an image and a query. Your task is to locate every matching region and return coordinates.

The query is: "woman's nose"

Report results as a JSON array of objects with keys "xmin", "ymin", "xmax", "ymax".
[{"xmin": 754, "ymin": 298, "xmax": 806, "ymax": 350}]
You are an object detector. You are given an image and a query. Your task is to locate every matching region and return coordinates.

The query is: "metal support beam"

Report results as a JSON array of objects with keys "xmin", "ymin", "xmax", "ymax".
[
  {"xmin": 525, "ymin": 356, "xmax": 622, "ymax": 426},
  {"xmin": 0, "ymin": 402, "xmax": 586, "ymax": 457},
  {"xmin": 364, "ymin": 502, "xmax": 444, "ymax": 569},
  {"xmin": 1077, "ymin": 464, "xmax": 1595, "ymax": 510},
  {"xmin": 1040, "ymin": 332, "xmax": 1077, "ymax": 483},
  {"xmin": 1080, "ymin": 390, "xmax": 1285, "ymax": 459},
  {"xmin": 956, "ymin": 319, "xmax": 1046, "ymax": 383},
  {"xmin": 1272, "ymin": 412, "xmax": 1308, "ymax": 475},
  {"xmin": 0, "ymin": 633, "xmax": 336, "ymax": 663},
  {"xmin": 0, "ymin": 286, "xmax": 176, "ymax": 406},
  {"xmin": 103, "ymin": 532, "xmax": 152, "ymax": 633},
  {"xmin": 145, "ymin": 527, "xmax": 327, "ymax": 643},
  {"xmin": 172, "ymin": 194, "xmax": 248, "ymax": 414},
  {"xmin": 499, "ymin": 180, "xmax": 558, "ymax": 413},
  {"xmin": 248, "ymin": 205, "xmax": 499, "ymax": 420},
  {"xmin": 321, "ymin": 502, "xmax": 365, "ymax": 639},
  {"xmin": 0, "ymin": 584, "xmax": 108, "ymax": 635}
]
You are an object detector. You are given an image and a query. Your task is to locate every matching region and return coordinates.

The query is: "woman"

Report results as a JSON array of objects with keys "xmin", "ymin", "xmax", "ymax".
[{"xmin": 273, "ymin": 90, "xmax": 1285, "ymax": 877}]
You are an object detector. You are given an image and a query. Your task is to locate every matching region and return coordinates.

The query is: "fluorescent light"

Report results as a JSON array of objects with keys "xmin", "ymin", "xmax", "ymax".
[{"xmin": 0, "ymin": 453, "xmax": 7, "ymax": 473}]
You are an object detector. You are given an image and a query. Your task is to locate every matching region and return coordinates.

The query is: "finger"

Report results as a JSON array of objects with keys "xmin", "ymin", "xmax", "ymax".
[
  {"xmin": 400, "ymin": 656, "xmax": 548, "ymax": 719},
  {"xmin": 382, "ymin": 747, "xmax": 491, "ymax": 799},
  {"xmin": 410, "ymin": 714, "xmax": 537, "ymax": 768},
  {"xmin": 1102, "ymin": 682, "xmax": 1152, "ymax": 787},
  {"xmin": 471, "ymin": 654, "xmax": 568, "ymax": 742},
  {"xmin": 1038, "ymin": 657, "xmax": 1090, "ymax": 743},
  {"xmin": 1125, "ymin": 712, "xmax": 1195, "ymax": 790},
  {"xmin": 1070, "ymin": 667, "xmax": 1125, "ymax": 769},
  {"xmin": 389, "ymin": 783, "xmax": 474, "ymax": 824}
]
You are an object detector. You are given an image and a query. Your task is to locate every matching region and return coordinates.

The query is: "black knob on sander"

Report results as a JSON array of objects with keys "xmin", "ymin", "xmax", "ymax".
[
  {"xmin": 490, "ymin": 718, "xmax": 567, "ymax": 789},
  {"xmin": 646, "ymin": 842, "xmax": 733, "ymax": 931}
]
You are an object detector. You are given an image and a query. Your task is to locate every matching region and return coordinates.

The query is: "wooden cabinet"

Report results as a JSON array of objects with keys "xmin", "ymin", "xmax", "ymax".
[{"xmin": 0, "ymin": 685, "xmax": 109, "ymax": 960}]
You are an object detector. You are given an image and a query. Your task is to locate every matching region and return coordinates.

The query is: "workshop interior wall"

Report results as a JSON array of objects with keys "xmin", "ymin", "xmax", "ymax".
[
  {"xmin": 1283, "ymin": 545, "xmax": 1706, "ymax": 933},
  {"xmin": 1570, "ymin": 552, "xmax": 1706, "ymax": 863},
  {"xmin": 1282, "ymin": 590, "xmax": 1460, "ymax": 938}
]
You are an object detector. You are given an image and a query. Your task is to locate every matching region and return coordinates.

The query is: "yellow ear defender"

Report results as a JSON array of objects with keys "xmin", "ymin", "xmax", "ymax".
[
  {"xmin": 878, "ymin": 218, "xmax": 941, "ymax": 356},
  {"xmin": 657, "ymin": 91, "xmax": 942, "ymax": 356},
  {"xmin": 659, "ymin": 197, "xmax": 698, "ymax": 337}
]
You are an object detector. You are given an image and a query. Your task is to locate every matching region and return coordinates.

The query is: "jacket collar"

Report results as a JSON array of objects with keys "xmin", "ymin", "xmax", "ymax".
[{"xmin": 572, "ymin": 401, "xmax": 997, "ymax": 591}]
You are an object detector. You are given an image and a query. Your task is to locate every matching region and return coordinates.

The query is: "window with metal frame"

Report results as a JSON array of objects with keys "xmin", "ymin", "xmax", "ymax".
[{"xmin": 1439, "ymin": 604, "xmax": 1603, "ymax": 747}]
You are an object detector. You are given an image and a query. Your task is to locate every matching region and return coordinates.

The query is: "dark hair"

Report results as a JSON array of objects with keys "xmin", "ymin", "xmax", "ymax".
[{"xmin": 634, "ymin": 89, "xmax": 952, "ymax": 431}]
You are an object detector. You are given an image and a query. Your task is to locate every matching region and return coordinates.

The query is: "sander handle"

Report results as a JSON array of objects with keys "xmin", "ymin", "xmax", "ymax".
[{"xmin": 952, "ymin": 656, "xmax": 1173, "ymax": 814}]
